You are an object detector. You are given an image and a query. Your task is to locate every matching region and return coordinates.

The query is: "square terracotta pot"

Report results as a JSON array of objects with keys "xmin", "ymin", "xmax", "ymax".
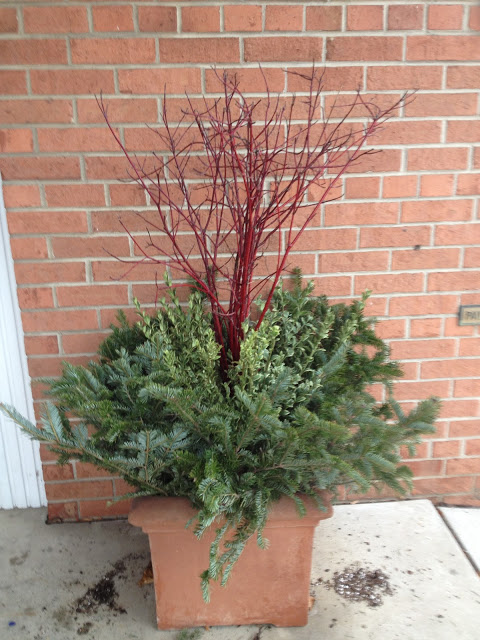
[{"xmin": 129, "ymin": 493, "xmax": 333, "ymax": 630}]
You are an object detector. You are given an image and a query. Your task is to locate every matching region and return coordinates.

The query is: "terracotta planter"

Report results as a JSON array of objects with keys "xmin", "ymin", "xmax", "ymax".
[{"xmin": 129, "ymin": 493, "xmax": 333, "ymax": 630}]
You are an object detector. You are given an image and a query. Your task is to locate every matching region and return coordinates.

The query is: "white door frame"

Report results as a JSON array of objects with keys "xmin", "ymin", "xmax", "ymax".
[{"xmin": 0, "ymin": 173, "xmax": 47, "ymax": 508}]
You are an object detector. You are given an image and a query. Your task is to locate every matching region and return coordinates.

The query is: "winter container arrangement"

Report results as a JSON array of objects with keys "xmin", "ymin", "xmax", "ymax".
[{"xmin": 1, "ymin": 69, "xmax": 437, "ymax": 629}]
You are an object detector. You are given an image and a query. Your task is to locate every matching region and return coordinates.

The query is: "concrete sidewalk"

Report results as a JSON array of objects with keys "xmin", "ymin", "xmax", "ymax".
[{"xmin": 1, "ymin": 500, "xmax": 479, "ymax": 640}]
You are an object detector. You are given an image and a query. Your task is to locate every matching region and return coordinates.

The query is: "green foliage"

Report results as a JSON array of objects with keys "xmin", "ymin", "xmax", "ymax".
[{"xmin": 0, "ymin": 279, "xmax": 438, "ymax": 601}]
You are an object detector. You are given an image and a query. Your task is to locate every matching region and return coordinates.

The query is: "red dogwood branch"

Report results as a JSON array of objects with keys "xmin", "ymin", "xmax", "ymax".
[{"xmin": 98, "ymin": 67, "xmax": 405, "ymax": 377}]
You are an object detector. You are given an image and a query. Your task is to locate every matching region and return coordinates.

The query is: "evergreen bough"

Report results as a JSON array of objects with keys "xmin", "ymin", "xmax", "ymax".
[{"xmin": 1, "ymin": 277, "xmax": 438, "ymax": 600}]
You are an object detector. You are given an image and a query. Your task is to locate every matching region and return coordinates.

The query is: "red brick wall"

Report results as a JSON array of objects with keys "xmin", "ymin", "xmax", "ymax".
[{"xmin": 1, "ymin": 1, "xmax": 479, "ymax": 520}]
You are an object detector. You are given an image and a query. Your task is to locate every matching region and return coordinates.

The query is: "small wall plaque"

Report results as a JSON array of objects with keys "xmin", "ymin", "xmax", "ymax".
[{"xmin": 459, "ymin": 305, "xmax": 480, "ymax": 326}]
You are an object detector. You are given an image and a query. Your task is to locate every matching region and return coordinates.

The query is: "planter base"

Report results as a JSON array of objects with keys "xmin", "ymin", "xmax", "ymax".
[{"xmin": 129, "ymin": 494, "xmax": 332, "ymax": 630}]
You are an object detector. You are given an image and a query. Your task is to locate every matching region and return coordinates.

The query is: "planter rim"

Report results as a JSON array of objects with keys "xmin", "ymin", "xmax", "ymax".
[{"xmin": 128, "ymin": 492, "xmax": 332, "ymax": 533}]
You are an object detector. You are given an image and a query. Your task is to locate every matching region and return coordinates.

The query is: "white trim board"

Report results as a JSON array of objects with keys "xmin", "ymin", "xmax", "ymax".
[{"xmin": 0, "ymin": 174, "xmax": 47, "ymax": 509}]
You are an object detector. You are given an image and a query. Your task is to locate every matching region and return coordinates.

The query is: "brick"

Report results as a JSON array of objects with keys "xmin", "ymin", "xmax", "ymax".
[
  {"xmin": 450, "ymin": 419, "xmax": 480, "ymax": 437},
  {"xmin": 413, "ymin": 477, "xmax": 473, "ymax": 495},
  {"xmin": 62, "ymin": 332, "xmax": 109, "ymax": 354},
  {"xmin": 470, "ymin": 6, "xmax": 480, "ymax": 30},
  {"xmin": 390, "ymin": 294, "xmax": 457, "ymax": 316},
  {"xmin": 459, "ymin": 338, "xmax": 480, "ymax": 357},
  {"xmin": 310, "ymin": 276, "xmax": 352, "ymax": 297},
  {"xmin": 266, "ymin": 6, "xmax": 303, "ymax": 31},
  {"xmin": 92, "ymin": 5, "xmax": 134, "ymax": 32},
  {"xmin": 447, "ymin": 121, "xmax": 480, "ymax": 143},
  {"xmin": 420, "ymin": 175, "xmax": 455, "ymax": 198},
  {"xmin": 475, "ymin": 148, "xmax": 480, "ymax": 170},
  {"xmin": 347, "ymin": 5, "xmax": 383, "ymax": 31},
  {"xmin": 288, "ymin": 66, "xmax": 363, "ymax": 92},
  {"xmin": 224, "ymin": 5, "xmax": 262, "ymax": 32},
  {"xmin": 318, "ymin": 251, "xmax": 389, "ymax": 274},
  {"xmin": 410, "ymin": 318, "xmax": 442, "ymax": 339},
  {"xmin": 346, "ymin": 150, "xmax": 402, "ymax": 174},
  {"xmin": 15, "ymin": 262, "xmax": 86, "ymax": 286},
  {"xmin": 75, "ymin": 462, "xmax": 113, "ymax": 479},
  {"xmin": 388, "ymin": 4, "xmax": 424, "ymax": 30},
  {"xmin": 45, "ymin": 480, "xmax": 114, "ymax": 501},
  {"xmin": 407, "ymin": 36, "xmax": 480, "ymax": 61},
  {"xmin": 0, "ymin": 8, "xmax": 18, "ymax": 33},
  {"xmin": 86, "ymin": 157, "xmax": 142, "ymax": 182},
  {"xmin": 432, "ymin": 440, "xmax": 461, "ymax": 458},
  {"xmin": 371, "ymin": 120, "xmax": 441, "ymax": 145},
  {"xmin": 52, "ymin": 237, "xmax": 129, "ymax": 260},
  {"xmin": 78, "ymin": 98, "xmax": 158, "ymax": 124},
  {"xmin": 402, "ymin": 199, "xmax": 471, "ymax": 223},
  {"xmin": 79, "ymin": 499, "xmax": 131, "ymax": 519},
  {"xmin": 23, "ymin": 7, "xmax": 87, "ymax": 33},
  {"xmin": 447, "ymin": 65, "xmax": 480, "ymax": 88},
  {"xmin": 444, "ymin": 317, "xmax": 476, "ymax": 337},
  {"xmin": 306, "ymin": 6, "xmax": 342, "ymax": 31},
  {"xmin": 47, "ymin": 502, "xmax": 78, "ymax": 522},
  {"xmin": 457, "ymin": 174, "xmax": 480, "ymax": 196},
  {"xmin": 71, "ymin": 38, "xmax": 156, "ymax": 64},
  {"xmin": 109, "ymin": 184, "xmax": 147, "ymax": 207},
  {"xmin": 344, "ymin": 177, "xmax": 380, "ymax": 200},
  {"xmin": 7, "ymin": 211, "xmax": 88, "ymax": 234},
  {"xmin": 421, "ymin": 358, "xmax": 480, "ymax": 379},
  {"xmin": 31, "ymin": 69, "xmax": 115, "ymax": 95},
  {"xmin": 24, "ymin": 335, "xmax": 59, "ymax": 356},
  {"xmin": 466, "ymin": 440, "xmax": 480, "ymax": 456},
  {"xmin": 92, "ymin": 260, "xmax": 167, "ymax": 283},
  {"xmin": 3, "ymin": 185, "xmax": 41, "ymax": 209},
  {"xmin": 455, "ymin": 379, "xmax": 480, "ymax": 398},
  {"xmin": 0, "ymin": 71, "xmax": 27, "ymax": 94},
  {"xmin": 17, "ymin": 287, "xmax": 54, "ymax": 310},
  {"xmin": 435, "ymin": 223, "xmax": 480, "ymax": 246},
  {"xmin": 160, "ymin": 37, "xmax": 239, "ymax": 63},
  {"xmin": 383, "ymin": 176, "xmax": 417, "ymax": 199},
  {"xmin": 0, "ymin": 39, "xmax": 67, "ymax": 65},
  {"xmin": 429, "ymin": 271, "xmax": 479, "ymax": 292},
  {"xmin": 367, "ymin": 66, "xmax": 442, "ymax": 90},
  {"xmin": 45, "ymin": 185, "xmax": 106, "ymax": 208},
  {"xmin": 0, "ymin": 129, "xmax": 33, "ymax": 153},
  {"xmin": 428, "ymin": 5, "xmax": 464, "ymax": 30},
  {"xmin": 464, "ymin": 247, "xmax": 480, "ymax": 268},
  {"xmin": 407, "ymin": 460, "xmax": 444, "ymax": 476},
  {"xmin": 100, "ymin": 307, "xmax": 139, "ymax": 329},
  {"xmin": 360, "ymin": 225, "xmax": 430, "ymax": 249},
  {"xmin": 22, "ymin": 309, "xmax": 98, "ymax": 333},
  {"xmin": 392, "ymin": 248, "xmax": 460, "ymax": 270},
  {"xmin": 182, "ymin": 7, "xmax": 220, "ymax": 32},
  {"xmin": 37, "ymin": 128, "xmax": 116, "ymax": 153},
  {"xmin": 43, "ymin": 463, "xmax": 74, "ymax": 481},
  {"xmin": 138, "ymin": 6, "xmax": 177, "ymax": 32},
  {"xmin": 0, "ymin": 156, "xmax": 80, "ymax": 181},
  {"xmin": 375, "ymin": 319, "xmax": 406, "ymax": 339},
  {"xmin": 442, "ymin": 496, "xmax": 480, "ymax": 507},
  {"xmin": 10, "ymin": 237, "xmax": 48, "ymax": 260},
  {"xmin": 408, "ymin": 147, "xmax": 468, "ymax": 171},
  {"xmin": 327, "ymin": 36, "xmax": 403, "ymax": 61},
  {"xmin": 390, "ymin": 339, "xmax": 455, "ymax": 360},
  {"xmin": 354, "ymin": 272, "xmax": 423, "ymax": 295},
  {"xmin": 245, "ymin": 37, "xmax": 323, "ymax": 63},
  {"xmin": 325, "ymin": 202, "xmax": 398, "ymax": 226},
  {"xmin": 446, "ymin": 458, "xmax": 480, "ymax": 475},
  {"xmin": 0, "ymin": 99, "xmax": 72, "ymax": 124},
  {"xmin": 293, "ymin": 228, "xmax": 356, "ymax": 252},
  {"xmin": 114, "ymin": 478, "xmax": 137, "ymax": 496},
  {"xmin": 205, "ymin": 68, "xmax": 285, "ymax": 94},
  {"xmin": 401, "ymin": 443, "xmax": 429, "ymax": 460},
  {"xmin": 406, "ymin": 93, "xmax": 477, "ymax": 117},
  {"xmin": 119, "ymin": 68, "xmax": 202, "ymax": 95}
]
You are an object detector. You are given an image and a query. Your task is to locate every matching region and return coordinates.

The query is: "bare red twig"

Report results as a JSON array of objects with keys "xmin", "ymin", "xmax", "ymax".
[{"xmin": 98, "ymin": 67, "xmax": 405, "ymax": 378}]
